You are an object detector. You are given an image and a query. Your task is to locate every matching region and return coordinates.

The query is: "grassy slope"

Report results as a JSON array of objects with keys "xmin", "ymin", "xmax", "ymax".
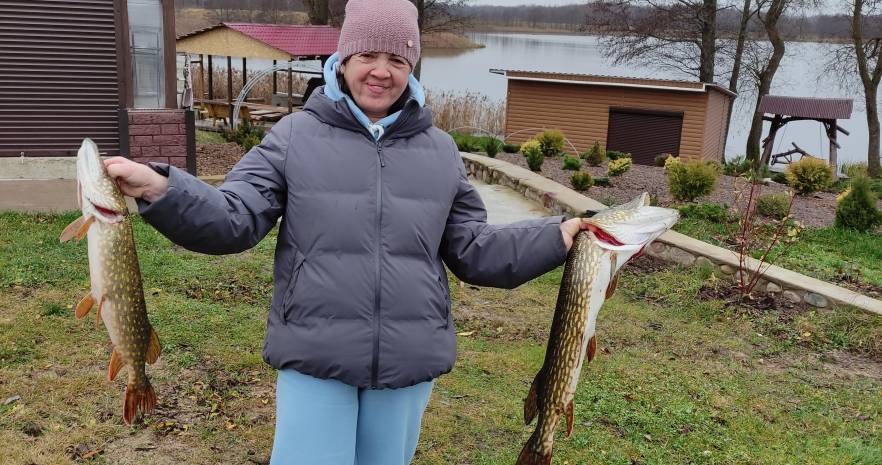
[{"xmin": 0, "ymin": 212, "xmax": 880, "ymax": 464}]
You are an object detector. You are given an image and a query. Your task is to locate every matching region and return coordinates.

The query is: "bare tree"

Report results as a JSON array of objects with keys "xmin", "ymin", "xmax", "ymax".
[
  {"xmin": 303, "ymin": 0, "xmax": 330, "ymax": 24},
  {"xmin": 846, "ymin": 0, "xmax": 882, "ymax": 177},
  {"xmin": 589, "ymin": 0, "xmax": 723, "ymax": 82},
  {"xmin": 412, "ymin": 0, "xmax": 471, "ymax": 78},
  {"xmin": 744, "ymin": 0, "xmax": 788, "ymax": 164}
]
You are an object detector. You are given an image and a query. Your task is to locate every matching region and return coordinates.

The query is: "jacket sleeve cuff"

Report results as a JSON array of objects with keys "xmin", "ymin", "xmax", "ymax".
[{"xmin": 136, "ymin": 162, "xmax": 192, "ymax": 218}]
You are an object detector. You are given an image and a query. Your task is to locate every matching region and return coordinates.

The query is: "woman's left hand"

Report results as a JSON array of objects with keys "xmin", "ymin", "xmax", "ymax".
[{"xmin": 560, "ymin": 217, "xmax": 591, "ymax": 252}]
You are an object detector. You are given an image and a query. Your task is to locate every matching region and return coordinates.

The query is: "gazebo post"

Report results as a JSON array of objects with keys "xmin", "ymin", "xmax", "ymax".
[
  {"xmin": 287, "ymin": 59, "xmax": 293, "ymax": 114},
  {"xmin": 207, "ymin": 55, "xmax": 214, "ymax": 100},
  {"xmin": 227, "ymin": 55, "xmax": 233, "ymax": 120},
  {"xmin": 198, "ymin": 54, "xmax": 205, "ymax": 99},
  {"xmin": 760, "ymin": 115, "xmax": 783, "ymax": 167},
  {"xmin": 242, "ymin": 57, "xmax": 247, "ymax": 92},
  {"xmin": 273, "ymin": 59, "xmax": 278, "ymax": 95},
  {"xmin": 828, "ymin": 120, "xmax": 839, "ymax": 181}
]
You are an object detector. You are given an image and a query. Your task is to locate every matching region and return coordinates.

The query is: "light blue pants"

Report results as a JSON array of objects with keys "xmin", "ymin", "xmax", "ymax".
[{"xmin": 269, "ymin": 369, "xmax": 434, "ymax": 465}]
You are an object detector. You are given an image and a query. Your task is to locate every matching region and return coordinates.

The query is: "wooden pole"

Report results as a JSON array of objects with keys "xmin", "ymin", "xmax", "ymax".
[
  {"xmin": 273, "ymin": 59, "xmax": 277, "ymax": 95},
  {"xmin": 227, "ymin": 55, "xmax": 233, "ymax": 106},
  {"xmin": 828, "ymin": 120, "xmax": 839, "ymax": 181},
  {"xmin": 198, "ymin": 54, "xmax": 205, "ymax": 99},
  {"xmin": 759, "ymin": 115, "xmax": 783, "ymax": 168},
  {"xmin": 207, "ymin": 55, "xmax": 214, "ymax": 100},
  {"xmin": 287, "ymin": 59, "xmax": 293, "ymax": 114},
  {"xmin": 242, "ymin": 57, "xmax": 247, "ymax": 94}
]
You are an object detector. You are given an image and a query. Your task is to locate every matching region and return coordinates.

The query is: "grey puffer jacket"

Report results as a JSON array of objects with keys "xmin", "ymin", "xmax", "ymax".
[{"xmin": 139, "ymin": 89, "xmax": 568, "ymax": 388}]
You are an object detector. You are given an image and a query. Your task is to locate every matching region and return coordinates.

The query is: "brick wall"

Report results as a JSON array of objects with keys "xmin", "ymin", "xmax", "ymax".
[{"xmin": 126, "ymin": 109, "xmax": 196, "ymax": 174}]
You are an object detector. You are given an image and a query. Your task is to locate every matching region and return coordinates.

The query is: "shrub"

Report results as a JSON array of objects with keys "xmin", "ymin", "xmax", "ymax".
[
  {"xmin": 606, "ymin": 150, "xmax": 629, "ymax": 161},
  {"xmin": 655, "ymin": 153, "xmax": 673, "ymax": 167},
  {"xmin": 676, "ymin": 203, "xmax": 729, "ymax": 223},
  {"xmin": 771, "ymin": 172, "xmax": 788, "ymax": 185},
  {"xmin": 225, "ymin": 119, "xmax": 266, "ymax": 151},
  {"xmin": 502, "ymin": 143, "xmax": 520, "ymax": 153},
  {"xmin": 786, "ymin": 156, "xmax": 833, "ymax": 194},
  {"xmin": 667, "ymin": 160, "xmax": 719, "ymax": 202},
  {"xmin": 593, "ymin": 177, "xmax": 611, "ymax": 187},
  {"xmin": 581, "ymin": 141, "xmax": 606, "ymax": 166},
  {"xmin": 607, "ymin": 157, "xmax": 632, "ymax": 177},
  {"xmin": 521, "ymin": 139, "xmax": 543, "ymax": 171},
  {"xmin": 664, "ymin": 155, "xmax": 681, "ymax": 171},
  {"xmin": 841, "ymin": 161, "xmax": 869, "ymax": 179},
  {"xmin": 835, "ymin": 176, "xmax": 882, "ymax": 232},
  {"xmin": 757, "ymin": 193, "xmax": 791, "ymax": 220},
  {"xmin": 562, "ymin": 156, "xmax": 581, "ymax": 170},
  {"xmin": 484, "ymin": 138, "xmax": 501, "ymax": 158},
  {"xmin": 570, "ymin": 172, "xmax": 594, "ymax": 191},
  {"xmin": 535, "ymin": 130, "xmax": 566, "ymax": 157},
  {"xmin": 723, "ymin": 155, "xmax": 752, "ymax": 176}
]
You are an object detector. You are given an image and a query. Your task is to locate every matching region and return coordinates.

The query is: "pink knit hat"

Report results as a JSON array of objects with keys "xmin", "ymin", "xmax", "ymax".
[{"xmin": 337, "ymin": 0, "xmax": 421, "ymax": 69}]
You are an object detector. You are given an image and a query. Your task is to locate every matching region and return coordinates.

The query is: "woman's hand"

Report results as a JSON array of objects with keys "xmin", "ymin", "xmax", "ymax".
[
  {"xmin": 104, "ymin": 157, "xmax": 169, "ymax": 203},
  {"xmin": 560, "ymin": 217, "xmax": 590, "ymax": 252}
]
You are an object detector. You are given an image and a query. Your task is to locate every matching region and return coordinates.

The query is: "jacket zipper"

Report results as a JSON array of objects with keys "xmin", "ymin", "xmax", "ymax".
[{"xmin": 371, "ymin": 140, "xmax": 385, "ymax": 388}]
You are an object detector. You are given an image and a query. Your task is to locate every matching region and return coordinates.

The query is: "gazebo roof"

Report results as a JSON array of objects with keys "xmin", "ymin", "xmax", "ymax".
[
  {"xmin": 759, "ymin": 95, "xmax": 853, "ymax": 120},
  {"xmin": 176, "ymin": 23, "xmax": 339, "ymax": 60}
]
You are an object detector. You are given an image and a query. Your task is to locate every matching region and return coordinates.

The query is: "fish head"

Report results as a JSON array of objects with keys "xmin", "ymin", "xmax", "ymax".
[
  {"xmin": 583, "ymin": 193, "xmax": 679, "ymax": 273},
  {"xmin": 76, "ymin": 138, "xmax": 127, "ymax": 224}
]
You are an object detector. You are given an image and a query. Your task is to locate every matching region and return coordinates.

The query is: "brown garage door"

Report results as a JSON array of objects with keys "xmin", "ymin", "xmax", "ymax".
[{"xmin": 606, "ymin": 108, "xmax": 683, "ymax": 165}]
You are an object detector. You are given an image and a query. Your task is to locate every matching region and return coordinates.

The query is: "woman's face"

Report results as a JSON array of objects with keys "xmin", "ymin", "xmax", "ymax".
[{"xmin": 340, "ymin": 52, "xmax": 411, "ymax": 121}]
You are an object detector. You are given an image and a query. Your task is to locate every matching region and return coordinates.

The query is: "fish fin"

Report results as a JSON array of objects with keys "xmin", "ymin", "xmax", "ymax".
[
  {"xmin": 123, "ymin": 381, "xmax": 156, "ymax": 426},
  {"xmin": 146, "ymin": 328, "xmax": 162, "ymax": 365},
  {"xmin": 94, "ymin": 295, "xmax": 104, "ymax": 328},
  {"xmin": 108, "ymin": 348, "xmax": 124, "ymax": 382},
  {"xmin": 74, "ymin": 293, "xmax": 95, "ymax": 319},
  {"xmin": 606, "ymin": 252, "xmax": 619, "ymax": 299},
  {"xmin": 587, "ymin": 335, "xmax": 597, "ymax": 363},
  {"xmin": 565, "ymin": 400, "xmax": 575, "ymax": 438},
  {"xmin": 524, "ymin": 370, "xmax": 544, "ymax": 425},
  {"xmin": 515, "ymin": 435, "xmax": 552, "ymax": 465},
  {"xmin": 59, "ymin": 215, "xmax": 86, "ymax": 242},
  {"xmin": 74, "ymin": 216, "xmax": 95, "ymax": 241}
]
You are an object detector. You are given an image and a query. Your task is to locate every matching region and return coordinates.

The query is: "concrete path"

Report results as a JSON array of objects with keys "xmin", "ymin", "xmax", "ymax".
[{"xmin": 472, "ymin": 179, "xmax": 550, "ymax": 224}]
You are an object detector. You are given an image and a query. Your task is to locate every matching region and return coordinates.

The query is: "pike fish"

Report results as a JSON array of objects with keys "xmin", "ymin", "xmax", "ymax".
[
  {"xmin": 517, "ymin": 193, "xmax": 679, "ymax": 465},
  {"xmin": 59, "ymin": 139, "xmax": 161, "ymax": 425}
]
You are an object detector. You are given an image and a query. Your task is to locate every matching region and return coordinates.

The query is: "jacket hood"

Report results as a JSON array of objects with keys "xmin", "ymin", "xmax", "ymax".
[{"xmin": 303, "ymin": 53, "xmax": 434, "ymax": 141}]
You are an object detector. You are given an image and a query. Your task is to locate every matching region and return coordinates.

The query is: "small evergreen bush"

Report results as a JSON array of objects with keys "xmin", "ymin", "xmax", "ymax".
[
  {"xmin": 667, "ymin": 160, "xmax": 719, "ymax": 202},
  {"xmin": 841, "ymin": 161, "xmax": 869, "ymax": 179},
  {"xmin": 593, "ymin": 177, "xmax": 611, "ymax": 187},
  {"xmin": 607, "ymin": 157, "xmax": 632, "ymax": 177},
  {"xmin": 723, "ymin": 155, "xmax": 752, "ymax": 176},
  {"xmin": 562, "ymin": 156, "xmax": 581, "ymax": 170},
  {"xmin": 484, "ymin": 138, "xmax": 501, "ymax": 158},
  {"xmin": 606, "ymin": 150, "xmax": 629, "ymax": 161},
  {"xmin": 771, "ymin": 172, "xmax": 788, "ymax": 185},
  {"xmin": 786, "ymin": 157, "xmax": 833, "ymax": 194},
  {"xmin": 676, "ymin": 203, "xmax": 729, "ymax": 223},
  {"xmin": 502, "ymin": 143, "xmax": 520, "ymax": 153},
  {"xmin": 757, "ymin": 193, "xmax": 791, "ymax": 220},
  {"xmin": 655, "ymin": 153, "xmax": 672, "ymax": 167},
  {"xmin": 535, "ymin": 130, "xmax": 566, "ymax": 157},
  {"xmin": 226, "ymin": 120, "xmax": 266, "ymax": 151},
  {"xmin": 581, "ymin": 141, "xmax": 606, "ymax": 166},
  {"xmin": 521, "ymin": 139, "xmax": 543, "ymax": 171},
  {"xmin": 570, "ymin": 172, "xmax": 594, "ymax": 191},
  {"xmin": 835, "ymin": 176, "xmax": 882, "ymax": 232}
]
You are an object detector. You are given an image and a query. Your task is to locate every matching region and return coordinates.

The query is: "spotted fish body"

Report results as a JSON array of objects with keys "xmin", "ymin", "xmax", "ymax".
[
  {"xmin": 517, "ymin": 194, "xmax": 678, "ymax": 465},
  {"xmin": 60, "ymin": 139, "xmax": 161, "ymax": 425}
]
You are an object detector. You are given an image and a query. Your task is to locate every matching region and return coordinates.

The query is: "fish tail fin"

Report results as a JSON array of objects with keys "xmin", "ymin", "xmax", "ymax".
[
  {"xmin": 123, "ymin": 380, "xmax": 156, "ymax": 426},
  {"xmin": 515, "ymin": 435, "xmax": 552, "ymax": 465}
]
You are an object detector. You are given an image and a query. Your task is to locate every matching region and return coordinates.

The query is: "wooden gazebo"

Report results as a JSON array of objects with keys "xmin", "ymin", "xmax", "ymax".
[
  {"xmin": 758, "ymin": 95, "xmax": 853, "ymax": 180},
  {"xmin": 176, "ymin": 23, "xmax": 339, "ymax": 121}
]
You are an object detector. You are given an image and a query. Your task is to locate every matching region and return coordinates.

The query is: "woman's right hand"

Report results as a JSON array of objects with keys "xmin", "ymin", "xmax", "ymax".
[{"xmin": 104, "ymin": 157, "xmax": 169, "ymax": 203}]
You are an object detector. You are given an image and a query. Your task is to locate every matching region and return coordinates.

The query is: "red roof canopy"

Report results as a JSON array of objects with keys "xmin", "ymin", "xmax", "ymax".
[
  {"xmin": 759, "ymin": 95, "xmax": 853, "ymax": 120},
  {"xmin": 178, "ymin": 23, "xmax": 340, "ymax": 58}
]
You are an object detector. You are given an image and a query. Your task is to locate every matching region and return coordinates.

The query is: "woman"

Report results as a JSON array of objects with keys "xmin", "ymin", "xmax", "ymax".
[{"xmin": 105, "ymin": 0, "xmax": 587, "ymax": 463}]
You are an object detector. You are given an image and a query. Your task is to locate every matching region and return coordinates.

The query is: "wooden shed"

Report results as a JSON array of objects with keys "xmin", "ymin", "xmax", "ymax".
[{"xmin": 491, "ymin": 70, "xmax": 736, "ymax": 165}]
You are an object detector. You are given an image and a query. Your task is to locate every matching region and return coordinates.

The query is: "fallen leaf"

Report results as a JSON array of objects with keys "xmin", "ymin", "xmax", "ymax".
[
  {"xmin": 3, "ymin": 395, "xmax": 21, "ymax": 405},
  {"xmin": 456, "ymin": 331, "xmax": 474, "ymax": 336}
]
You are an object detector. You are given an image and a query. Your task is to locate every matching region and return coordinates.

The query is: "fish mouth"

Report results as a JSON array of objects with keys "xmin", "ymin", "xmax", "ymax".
[{"xmin": 82, "ymin": 189, "xmax": 126, "ymax": 223}]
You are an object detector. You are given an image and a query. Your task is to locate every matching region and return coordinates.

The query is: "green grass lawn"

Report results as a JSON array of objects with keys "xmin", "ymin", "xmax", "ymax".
[
  {"xmin": 673, "ymin": 214, "xmax": 882, "ymax": 290},
  {"xmin": 195, "ymin": 130, "xmax": 226, "ymax": 145},
  {"xmin": 1, "ymin": 212, "xmax": 880, "ymax": 464}
]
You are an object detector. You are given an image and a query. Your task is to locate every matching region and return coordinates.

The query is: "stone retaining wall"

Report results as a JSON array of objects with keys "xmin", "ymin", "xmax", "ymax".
[
  {"xmin": 126, "ymin": 109, "xmax": 197, "ymax": 174},
  {"xmin": 459, "ymin": 153, "xmax": 882, "ymax": 315}
]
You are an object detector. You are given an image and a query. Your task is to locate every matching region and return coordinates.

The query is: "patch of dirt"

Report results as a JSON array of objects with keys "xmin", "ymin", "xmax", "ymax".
[
  {"xmin": 697, "ymin": 282, "xmax": 807, "ymax": 319},
  {"xmin": 196, "ymin": 142, "xmax": 246, "ymax": 177},
  {"xmin": 820, "ymin": 350, "xmax": 882, "ymax": 381},
  {"xmin": 623, "ymin": 255, "xmax": 674, "ymax": 274},
  {"xmin": 493, "ymin": 152, "xmax": 882, "ymax": 229}
]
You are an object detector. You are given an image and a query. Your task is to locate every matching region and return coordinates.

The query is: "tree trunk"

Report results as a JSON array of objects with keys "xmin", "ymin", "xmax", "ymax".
[
  {"xmin": 698, "ymin": 0, "xmax": 717, "ymax": 82},
  {"xmin": 303, "ymin": 0, "xmax": 329, "ymax": 24},
  {"xmin": 746, "ymin": 0, "xmax": 787, "ymax": 164},
  {"xmin": 413, "ymin": 0, "xmax": 425, "ymax": 80},
  {"xmin": 729, "ymin": 0, "xmax": 752, "ymax": 92},
  {"xmin": 868, "ymin": 89, "xmax": 881, "ymax": 177}
]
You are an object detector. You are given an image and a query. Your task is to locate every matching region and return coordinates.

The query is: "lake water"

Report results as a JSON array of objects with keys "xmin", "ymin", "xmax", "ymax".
[
  {"xmin": 421, "ymin": 33, "xmax": 872, "ymax": 167},
  {"xmin": 217, "ymin": 32, "xmax": 872, "ymax": 168}
]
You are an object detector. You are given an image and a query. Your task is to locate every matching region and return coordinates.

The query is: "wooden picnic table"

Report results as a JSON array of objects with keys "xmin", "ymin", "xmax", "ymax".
[{"xmin": 195, "ymin": 99, "xmax": 301, "ymax": 125}]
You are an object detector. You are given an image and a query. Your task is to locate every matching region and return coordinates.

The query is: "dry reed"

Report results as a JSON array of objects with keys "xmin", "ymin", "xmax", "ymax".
[
  {"xmin": 425, "ymin": 90, "xmax": 505, "ymax": 137},
  {"xmin": 192, "ymin": 66, "xmax": 308, "ymax": 103}
]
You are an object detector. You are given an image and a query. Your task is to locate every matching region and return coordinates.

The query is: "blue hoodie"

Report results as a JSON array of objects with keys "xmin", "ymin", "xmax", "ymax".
[{"xmin": 322, "ymin": 52, "xmax": 427, "ymax": 140}]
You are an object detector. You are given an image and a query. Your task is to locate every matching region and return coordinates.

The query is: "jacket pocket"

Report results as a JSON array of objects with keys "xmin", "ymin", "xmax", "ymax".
[
  {"xmin": 437, "ymin": 272, "xmax": 451, "ymax": 321},
  {"xmin": 281, "ymin": 250, "xmax": 307, "ymax": 324}
]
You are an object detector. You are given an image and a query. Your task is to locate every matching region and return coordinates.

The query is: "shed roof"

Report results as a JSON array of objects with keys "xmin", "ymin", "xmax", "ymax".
[
  {"xmin": 759, "ymin": 95, "xmax": 853, "ymax": 120},
  {"xmin": 489, "ymin": 69, "xmax": 737, "ymax": 98},
  {"xmin": 177, "ymin": 23, "xmax": 339, "ymax": 60}
]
